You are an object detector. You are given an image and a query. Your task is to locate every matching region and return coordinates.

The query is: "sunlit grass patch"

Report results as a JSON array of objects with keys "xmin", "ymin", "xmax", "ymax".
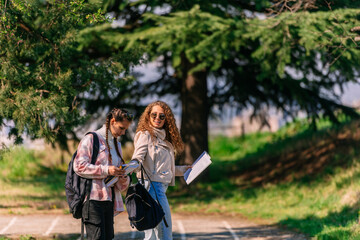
[
  {"xmin": 170, "ymin": 119, "xmax": 360, "ymax": 239},
  {"xmin": 0, "ymin": 147, "xmax": 67, "ymax": 214}
]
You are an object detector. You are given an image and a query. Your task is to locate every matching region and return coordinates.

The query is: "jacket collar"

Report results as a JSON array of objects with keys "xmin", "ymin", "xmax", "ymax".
[{"xmin": 96, "ymin": 124, "xmax": 116, "ymax": 142}]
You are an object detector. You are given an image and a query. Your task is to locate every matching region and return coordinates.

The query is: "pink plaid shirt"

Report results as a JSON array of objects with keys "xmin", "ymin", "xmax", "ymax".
[{"xmin": 73, "ymin": 131, "xmax": 130, "ymax": 216}]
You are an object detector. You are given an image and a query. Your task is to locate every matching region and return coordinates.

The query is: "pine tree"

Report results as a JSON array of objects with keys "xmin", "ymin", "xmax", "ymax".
[
  {"xmin": 90, "ymin": 0, "xmax": 360, "ymax": 166},
  {"xmin": 0, "ymin": 0, "xmax": 141, "ymax": 147}
]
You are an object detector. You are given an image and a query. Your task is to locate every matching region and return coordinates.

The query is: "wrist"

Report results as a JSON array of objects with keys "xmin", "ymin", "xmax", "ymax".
[{"xmin": 103, "ymin": 165, "xmax": 110, "ymax": 176}]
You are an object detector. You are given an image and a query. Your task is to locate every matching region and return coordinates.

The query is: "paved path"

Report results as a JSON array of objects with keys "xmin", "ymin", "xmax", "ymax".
[{"xmin": 0, "ymin": 213, "xmax": 308, "ymax": 240}]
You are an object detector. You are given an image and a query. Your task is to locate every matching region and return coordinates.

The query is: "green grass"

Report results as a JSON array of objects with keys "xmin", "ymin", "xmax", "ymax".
[
  {"xmin": 0, "ymin": 147, "xmax": 67, "ymax": 214},
  {"xmin": 1, "ymin": 117, "xmax": 360, "ymax": 239},
  {"xmin": 208, "ymin": 117, "xmax": 341, "ymax": 174},
  {"xmin": 168, "ymin": 118, "xmax": 360, "ymax": 239}
]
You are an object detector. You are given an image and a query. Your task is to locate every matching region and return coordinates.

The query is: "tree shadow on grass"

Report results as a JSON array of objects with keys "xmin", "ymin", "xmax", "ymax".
[
  {"xmin": 168, "ymin": 178, "xmax": 243, "ymax": 204},
  {"xmin": 0, "ymin": 192, "xmax": 67, "ymax": 210},
  {"xmin": 113, "ymin": 227, "xmax": 307, "ymax": 240},
  {"xmin": 209, "ymin": 119, "xmax": 360, "ymax": 190},
  {"xmin": 279, "ymin": 205, "xmax": 358, "ymax": 239}
]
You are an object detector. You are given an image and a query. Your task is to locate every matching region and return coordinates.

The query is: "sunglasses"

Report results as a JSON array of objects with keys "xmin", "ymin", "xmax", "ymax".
[
  {"xmin": 150, "ymin": 112, "xmax": 166, "ymax": 121},
  {"xmin": 121, "ymin": 111, "xmax": 134, "ymax": 121}
]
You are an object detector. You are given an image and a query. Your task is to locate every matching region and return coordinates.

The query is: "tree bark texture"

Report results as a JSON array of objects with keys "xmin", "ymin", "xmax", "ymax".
[{"xmin": 179, "ymin": 54, "xmax": 209, "ymax": 165}]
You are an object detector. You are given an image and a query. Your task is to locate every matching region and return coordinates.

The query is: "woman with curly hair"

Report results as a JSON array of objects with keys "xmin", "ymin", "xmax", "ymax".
[{"xmin": 130, "ymin": 101, "xmax": 191, "ymax": 240}]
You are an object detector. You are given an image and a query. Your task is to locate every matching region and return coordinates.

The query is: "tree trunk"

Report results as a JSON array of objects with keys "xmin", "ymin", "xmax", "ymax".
[{"xmin": 179, "ymin": 55, "xmax": 208, "ymax": 167}]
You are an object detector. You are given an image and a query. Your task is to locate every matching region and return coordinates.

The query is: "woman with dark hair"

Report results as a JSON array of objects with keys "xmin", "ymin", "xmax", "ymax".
[
  {"xmin": 74, "ymin": 108, "xmax": 134, "ymax": 240},
  {"xmin": 130, "ymin": 101, "xmax": 191, "ymax": 240}
]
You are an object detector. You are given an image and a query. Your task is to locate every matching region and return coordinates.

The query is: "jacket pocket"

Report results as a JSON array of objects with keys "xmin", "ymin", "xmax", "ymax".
[{"xmin": 159, "ymin": 170, "xmax": 171, "ymax": 177}]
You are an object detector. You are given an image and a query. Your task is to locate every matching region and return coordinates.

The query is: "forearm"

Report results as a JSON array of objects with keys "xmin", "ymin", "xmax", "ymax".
[
  {"xmin": 73, "ymin": 135, "xmax": 109, "ymax": 179},
  {"xmin": 74, "ymin": 159, "xmax": 109, "ymax": 179},
  {"xmin": 175, "ymin": 165, "xmax": 190, "ymax": 176}
]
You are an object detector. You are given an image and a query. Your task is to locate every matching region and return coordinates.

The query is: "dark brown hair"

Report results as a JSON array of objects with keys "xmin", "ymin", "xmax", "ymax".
[{"xmin": 105, "ymin": 108, "xmax": 133, "ymax": 164}]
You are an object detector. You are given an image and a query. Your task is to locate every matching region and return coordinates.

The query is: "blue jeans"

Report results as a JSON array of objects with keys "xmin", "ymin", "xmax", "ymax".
[{"xmin": 143, "ymin": 180, "xmax": 172, "ymax": 240}]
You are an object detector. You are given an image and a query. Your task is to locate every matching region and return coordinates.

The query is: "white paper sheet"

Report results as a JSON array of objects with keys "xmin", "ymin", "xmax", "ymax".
[
  {"xmin": 122, "ymin": 162, "xmax": 139, "ymax": 175},
  {"xmin": 184, "ymin": 151, "xmax": 212, "ymax": 185},
  {"xmin": 104, "ymin": 162, "xmax": 139, "ymax": 187}
]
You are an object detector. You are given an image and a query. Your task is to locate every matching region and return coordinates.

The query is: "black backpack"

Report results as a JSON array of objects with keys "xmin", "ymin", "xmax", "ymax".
[
  {"xmin": 125, "ymin": 164, "xmax": 168, "ymax": 231},
  {"xmin": 65, "ymin": 132, "xmax": 99, "ymax": 219}
]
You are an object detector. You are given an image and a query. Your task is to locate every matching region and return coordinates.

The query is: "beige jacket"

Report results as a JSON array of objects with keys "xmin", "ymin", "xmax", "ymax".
[{"xmin": 131, "ymin": 129, "xmax": 188, "ymax": 186}]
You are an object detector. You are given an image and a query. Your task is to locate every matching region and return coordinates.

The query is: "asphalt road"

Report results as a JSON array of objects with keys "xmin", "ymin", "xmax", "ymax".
[{"xmin": 0, "ymin": 213, "xmax": 308, "ymax": 240}]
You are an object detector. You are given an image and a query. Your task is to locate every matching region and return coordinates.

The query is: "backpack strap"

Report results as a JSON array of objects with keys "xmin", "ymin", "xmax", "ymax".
[
  {"xmin": 86, "ymin": 132, "xmax": 100, "ymax": 165},
  {"xmin": 140, "ymin": 164, "xmax": 169, "ymax": 228},
  {"xmin": 81, "ymin": 219, "xmax": 85, "ymax": 240}
]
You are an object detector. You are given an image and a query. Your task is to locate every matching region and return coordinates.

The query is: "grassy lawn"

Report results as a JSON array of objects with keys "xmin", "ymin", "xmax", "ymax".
[
  {"xmin": 0, "ymin": 147, "xmax": 68, "ymax": 215},
  {"xmin": 1, "ymin": 118, "xmax": 360, "ymax": 239},
  {"xmin": 168, "ymin": 118, "xmax": 360, "ymax": 239}
]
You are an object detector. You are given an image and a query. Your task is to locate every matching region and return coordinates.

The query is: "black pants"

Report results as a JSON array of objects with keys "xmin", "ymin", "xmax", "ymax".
[{"xmin": 82, "ymin": 200, "xmax": 114, "ymax": 240}]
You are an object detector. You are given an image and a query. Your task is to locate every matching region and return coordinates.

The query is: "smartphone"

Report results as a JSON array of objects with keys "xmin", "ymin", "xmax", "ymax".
[{"xmin": 121, "ymin": 164, "xmax": 127, "ymax": 169}]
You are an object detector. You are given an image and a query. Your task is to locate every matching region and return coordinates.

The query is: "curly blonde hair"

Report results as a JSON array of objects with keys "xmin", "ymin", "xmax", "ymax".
[{"xmin": 136, "ymin": 101, "xmax": 184, "ymax": 154}]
